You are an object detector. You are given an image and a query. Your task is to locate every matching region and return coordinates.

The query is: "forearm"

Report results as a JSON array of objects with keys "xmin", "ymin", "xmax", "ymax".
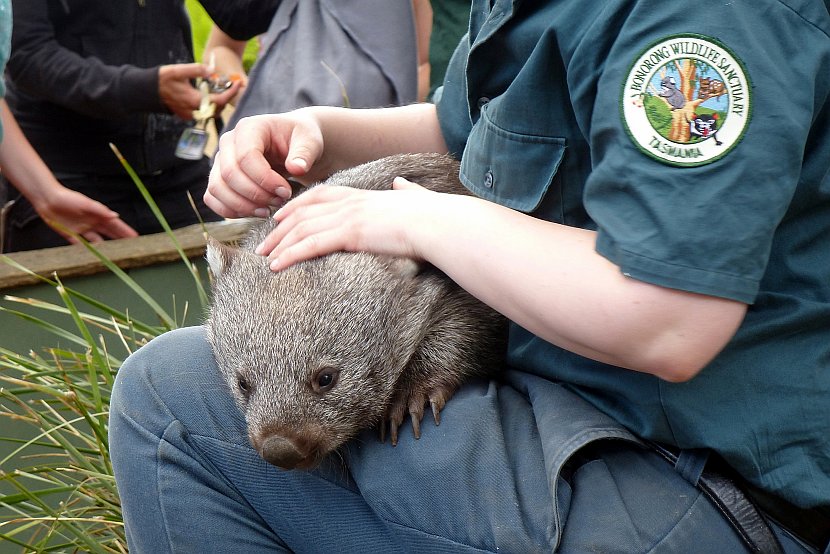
[
  {"xmin": 204, "ymin": 26, "xmax": 247, "ymax": 71},
  {"xmin": 0, "ymin": 101, "xmax": 64, "ymax": 209},
  {"xmin": 413, "ymin": 194, "xmax": 747, "ymax": 381},
  {"xmin": 305, "ymin": 103, "xmax": 448, "ymax": 180},
  {"xmin": 412, "ymin": 0, "xmax": 433, "ymax": 101}
]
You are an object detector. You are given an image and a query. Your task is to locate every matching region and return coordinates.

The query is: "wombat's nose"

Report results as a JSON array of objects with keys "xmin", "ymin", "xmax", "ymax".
[{"xmin": 260, "ymin": 436, "xmax": 306, "ymax": 469}]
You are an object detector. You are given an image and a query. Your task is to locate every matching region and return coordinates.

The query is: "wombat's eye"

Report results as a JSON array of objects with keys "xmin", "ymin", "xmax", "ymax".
[
  {"xmin": 237, "ymin": 374, "xmax": 253, "ymax": 399},
  {"xmin": 312, "ymin": 367, "xmax": 340, "ymax": 394}
]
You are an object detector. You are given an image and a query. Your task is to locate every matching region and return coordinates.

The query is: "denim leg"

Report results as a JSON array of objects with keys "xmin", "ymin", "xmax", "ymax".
[
  {"xmin": 110, "ymin": 326, "xmax": 557, "ymax": 553},
  {"xmin": 110, "ymin": 326, "xmax": 803, "ymax": 553},
  {"xmin": 110, "ymin": 327, "xmax": 282, "ymax": 552}
]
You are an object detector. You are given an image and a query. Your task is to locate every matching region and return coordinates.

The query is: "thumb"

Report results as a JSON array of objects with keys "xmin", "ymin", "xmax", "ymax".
[
  {"xmin": 283, "ymin": 126, "xmax": 324, "ymax": 178},
  {"xmin": 167, "ymin": 63, "xmax": 210, "ymax": 80}
]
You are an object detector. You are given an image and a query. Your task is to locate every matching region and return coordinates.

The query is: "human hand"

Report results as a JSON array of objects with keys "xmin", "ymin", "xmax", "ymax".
[
  {"xmin": 158, "ymin": 63, "xmax": 211, "ymax": 120},
  {"xmin": 207, "ymin": 77, "xmax": 242, "ymax": 113},
  {"xmin": 204, "ymin": 112, "xmax": 325, "ymax": 218},
  {"xmin": 36, "ymin": 188, "xmax": 139, "ymax": 244},
  {"xmin": 256, "ymin": 177, "xmax": 435, "ymax": 271}
]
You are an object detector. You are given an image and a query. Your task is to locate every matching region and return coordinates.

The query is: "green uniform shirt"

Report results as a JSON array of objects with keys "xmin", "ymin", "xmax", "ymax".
[
  {"xmin": 436, "ymin": 0, "xmax": 830, "ymax": 509},
  {"xmin": 0, "ymin": 0, "xmax": 11, "ymax": 141}
]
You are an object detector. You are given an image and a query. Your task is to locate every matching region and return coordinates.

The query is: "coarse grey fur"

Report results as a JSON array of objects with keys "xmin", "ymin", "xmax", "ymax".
[{"xmin": 205, "ymin": 153, "xmax": 507, "ymax": 470}]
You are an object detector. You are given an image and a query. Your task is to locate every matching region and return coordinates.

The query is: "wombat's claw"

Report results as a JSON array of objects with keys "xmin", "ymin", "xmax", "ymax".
[
  {"xmin": 383, "ymin": 387, "xmax": 453, "ymax": 446},
  {"xmin": 379, "ymin": 419, "xmax": 387, "ymax": 443},
  {"xmin": 390, "ymin": 420, "xmax": 400, "ymax": 446},
  {"xmin": 408, "ymin": 401, "xmax": 426, "ymax": 440},
  {"xmin": 379, "ymin": 419, "xmax": 403, "ymax": 446},
  {"xmin": 379, "ymin": 416, "xmax": 406, "ymax": 445},
  {"xmin": 385, "ymin": 408, "xmax": 407, "ymax": 446},
  {"xmin": 429, "ymin": 395, "xmax": 447, "ymax": 426}
]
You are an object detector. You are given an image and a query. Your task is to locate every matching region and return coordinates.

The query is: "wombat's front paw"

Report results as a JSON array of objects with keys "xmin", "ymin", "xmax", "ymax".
[{"xmin": 380, "ymin": 383, "xmax": 458, "ymax": 446}]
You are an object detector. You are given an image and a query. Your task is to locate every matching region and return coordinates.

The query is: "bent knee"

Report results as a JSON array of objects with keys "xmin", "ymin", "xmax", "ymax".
[{"xmin": 111, "ymin": 327, "xmax": 219, "ymax": 422}]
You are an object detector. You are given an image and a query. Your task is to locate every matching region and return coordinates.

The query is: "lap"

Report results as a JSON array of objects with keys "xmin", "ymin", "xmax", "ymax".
[{"xmin": 111, "ymin": 326, "xmax": 768, "ymax": 553}]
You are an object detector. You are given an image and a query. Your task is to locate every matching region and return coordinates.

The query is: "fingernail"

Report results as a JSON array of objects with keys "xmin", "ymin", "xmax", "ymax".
[
  {"xmin": 254, "ymin": 208, "xmax": 269, "ymax": 217},
  {"xmin": 269, "ymin": 257, "xmax": 281, "ymax": 271},
  {"xmin": 254, "ymin": 242, "xmax": 265, "ymax": 255},
  {"xmin": 275, "ymin": 187, "xmax": 291, "ymax": 199},
  {"xmin": 291, "ymin": 158, "xmax": 308, "ymax": 171}
]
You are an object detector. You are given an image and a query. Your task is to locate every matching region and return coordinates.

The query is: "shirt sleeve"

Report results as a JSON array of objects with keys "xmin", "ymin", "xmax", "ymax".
[
  {"xmin": 583, "ymin": 2, "xmax": 829, "ymax": 303},
  {"xmin": 7, "ymin": 0, "xmax": 162, "ymax": 119},
  {"xmin": 199, "ymin": 0, "xmax": 279, "ymax": 41}
]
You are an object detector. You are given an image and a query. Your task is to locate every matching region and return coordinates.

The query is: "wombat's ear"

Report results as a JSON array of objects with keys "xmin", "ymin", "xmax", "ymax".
[
  {"xmin": 206, "ymin": 237, "xmax": 239, "ymax": 278},
  {"xmin": 386, "ymin": 257, "xmax": 424, "ymax": 279}
]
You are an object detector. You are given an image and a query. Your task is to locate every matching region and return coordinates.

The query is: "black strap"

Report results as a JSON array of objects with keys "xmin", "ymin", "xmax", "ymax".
[
  {"xmin": 649, "ymin": 443, "xmax": 784, "ymax": 554},
  {"xmin": 743, "ymin": 482, "xmax": 830, "ymax": 552}
]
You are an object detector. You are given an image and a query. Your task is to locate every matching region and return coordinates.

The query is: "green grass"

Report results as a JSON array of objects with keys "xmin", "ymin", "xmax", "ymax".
[{"xmin": 0, "ymin": 149, "xmax": 210, "ymax": 552}]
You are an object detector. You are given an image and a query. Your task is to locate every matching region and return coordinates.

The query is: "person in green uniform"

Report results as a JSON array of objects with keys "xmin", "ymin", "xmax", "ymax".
[{"xmin": 110, "ymin": 1, "xmax": 830, "ymax": 552}]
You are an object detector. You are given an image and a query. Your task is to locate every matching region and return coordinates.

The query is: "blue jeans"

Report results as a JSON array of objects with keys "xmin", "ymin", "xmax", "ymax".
[{"xmin": 109, "ymin": 327, "xmax": 814, "ymax": 553}]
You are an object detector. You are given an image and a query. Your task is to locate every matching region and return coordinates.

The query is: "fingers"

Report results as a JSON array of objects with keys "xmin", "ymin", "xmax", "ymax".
[
  {"xmin": 266, "ymin": 228, "xmax": 348, "ymax": 272},
  {"xmin": 206, "ymin": 160, "xmax": 278, "ymax": 218},
  {"xmin": 256, "ymin": 187, "xmax": 364, "ymax": 270},
  {"xmin": 206, "ymin": 133, "xmax": 290, "ymax": 218},
  {"xmin": 209, "ymin": 80, "xmax": 242, "ymax": 111},
  {"xmin": 98, "ymin": 216, "xmax": 139, "ymax": 240},
  {"xmin": 158, "ymin": 63, "xmax": 210, "ymax": 120},
  {"xmin": 252, "ymin": 181, "xmax": 433, "ymax": 271},
  {"xmin": 254, "ymin": 188, "xmax": 342, "ymax": 253},
  {"xmin": 76, "ymin": 198, "xmax": 140, "ymax": 240},
  {"xmin": 171, "ymin": 63, "xmax": 211, "ymax": 80},
  {"xmin": 205, "ymin": 114, "xmax": 323, "ymax": 218},
  {"xmin": 81, "ymin": 231, "xmax": 105, "ymax": 244}
]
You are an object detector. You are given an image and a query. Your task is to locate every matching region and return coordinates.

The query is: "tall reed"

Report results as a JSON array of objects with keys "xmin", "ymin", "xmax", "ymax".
[{"xmin": 0, "ymin": 146, "xmax": 209, "ymax": 551}]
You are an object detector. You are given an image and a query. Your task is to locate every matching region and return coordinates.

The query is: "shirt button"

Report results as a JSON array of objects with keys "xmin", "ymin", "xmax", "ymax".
[
  {"xmin": 483, "ymin": 170, "xmax": 494, "ymax": 188},
  {"xmin": 477, "ymin": 96, "xmax": 490, "ymax": 110}
]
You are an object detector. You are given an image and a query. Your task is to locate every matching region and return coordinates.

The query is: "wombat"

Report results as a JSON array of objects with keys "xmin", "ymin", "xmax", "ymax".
[{"xmin": 205, "ymin": 153, "xmax": 507, "ymax": 470}]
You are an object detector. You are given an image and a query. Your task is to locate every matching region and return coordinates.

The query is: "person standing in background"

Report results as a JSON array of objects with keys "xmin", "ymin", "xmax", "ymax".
[
  {"xmin": 0, "ymin": 100, "xmax": 139, "ymax": 249},
  {"xmin": 0, "ymin": 1, "xmax": 137, "ymax": 250},
  {"xmin": 420, "ymin": 0, "xmax": 470, "ymax": 101},
  {"xmin": 1, "ymin": 0, "xmax": 272, "ymax": 252},
  {"xmin": 203, "ymin": 0, "xmax": 422, "ymax": 134}
]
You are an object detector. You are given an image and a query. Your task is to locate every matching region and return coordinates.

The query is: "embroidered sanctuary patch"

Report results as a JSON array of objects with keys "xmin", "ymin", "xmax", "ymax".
[{"xmin": 621, "ymin": 34, "xmax": 752, "ymax": 167}]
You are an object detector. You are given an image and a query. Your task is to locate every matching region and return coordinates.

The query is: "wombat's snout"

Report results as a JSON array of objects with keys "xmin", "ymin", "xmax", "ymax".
[
  {"xmin": 252, "ymin": 426, "xmax": 324, "ymax": 470},
  {"xmin": 259, "ymin": 436, "xmax": 307, "ymax": 469}
]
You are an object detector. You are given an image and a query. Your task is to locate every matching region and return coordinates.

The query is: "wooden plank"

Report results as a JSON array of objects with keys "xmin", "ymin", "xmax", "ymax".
[{"xmin": 0, "ymin": 219, "xmax": 255, "ymax": 290}]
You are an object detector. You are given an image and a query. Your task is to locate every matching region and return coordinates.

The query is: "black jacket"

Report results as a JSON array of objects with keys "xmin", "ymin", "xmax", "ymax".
[{"xmin": 5, "ymin": 0, "xmax": 275, "ymax": 175}]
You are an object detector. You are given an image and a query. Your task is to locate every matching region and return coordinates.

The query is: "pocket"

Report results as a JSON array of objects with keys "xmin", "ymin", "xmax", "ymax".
[
  {"xmin": 4, "ymin": 194, "xmax": 40, "ymax": 230},
  {"xmin": 505, "ymin": 372, "xmax": 644, "ymax": 550},
  {"xmin": 460, "ymin": 105, "xmax": 566, "ymax": 213}
]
